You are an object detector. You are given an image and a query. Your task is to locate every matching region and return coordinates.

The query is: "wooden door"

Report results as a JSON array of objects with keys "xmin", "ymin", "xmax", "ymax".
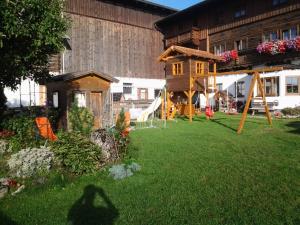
[{"xmin": 90, "ymin": 92, "xmax": 102, "ymax": 128}]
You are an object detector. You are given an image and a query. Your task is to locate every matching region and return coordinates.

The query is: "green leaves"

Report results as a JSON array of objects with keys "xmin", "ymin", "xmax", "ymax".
[
  {"xmin": 51, "ymin": 132, "xmax": 101, "ymax": 175},
  {"xmin": 0, "ymin": 0, "xmax": 70, "ymax": 89},
  {"xmin": 69, "ymin": 102, "xmax": 94, "ymax": 137}
]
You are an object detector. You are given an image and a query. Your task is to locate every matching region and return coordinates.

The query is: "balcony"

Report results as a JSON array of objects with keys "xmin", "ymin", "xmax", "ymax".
[{"xmin": 165, "ymin": 27, "xmax": 206, "ymax": 48}]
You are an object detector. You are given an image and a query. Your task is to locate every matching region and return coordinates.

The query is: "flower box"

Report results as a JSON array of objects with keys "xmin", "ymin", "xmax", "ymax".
[
  {"xmin": 221, "ymin": 50, "xmax": 239, "ymax": 63},
  {"xmin": 257, "ymin": 37, "xmax": 300, "ymax": 55}
]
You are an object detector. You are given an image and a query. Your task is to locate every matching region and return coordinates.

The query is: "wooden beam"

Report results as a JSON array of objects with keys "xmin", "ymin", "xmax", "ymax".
[
  {"xmin": 256, "ymin": 74, "xmax": 272, "ymax": 125},
  {"xmin": 217, "ymin": 67, "xmax": 283, "ymax": 76},
  {"xmin": 237, "ymin": 73, "xmax": 258, "ymax": 134},
  {"xmin": 191, "ymin": 67, "xmax": 283, "ymax": 79}
]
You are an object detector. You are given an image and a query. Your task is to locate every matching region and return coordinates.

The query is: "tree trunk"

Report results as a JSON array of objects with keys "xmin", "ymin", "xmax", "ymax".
[{"xmin": 0, "ymin": 86, "xmax": 7, "ymax": 124}]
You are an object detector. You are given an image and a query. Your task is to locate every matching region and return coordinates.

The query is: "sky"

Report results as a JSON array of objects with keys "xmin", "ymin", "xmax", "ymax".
[{"xmin": 149, "ymin": 0, "xmax": 201, "ymax": 10}]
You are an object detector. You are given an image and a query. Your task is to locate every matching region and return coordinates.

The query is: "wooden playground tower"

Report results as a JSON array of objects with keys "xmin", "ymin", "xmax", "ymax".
[{"xmin": 159, "ymin": 45, "xmax": 283, "ymax": 134}]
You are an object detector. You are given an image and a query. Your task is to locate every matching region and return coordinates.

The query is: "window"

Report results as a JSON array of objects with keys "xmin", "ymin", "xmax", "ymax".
[
  {"xmin": 154, "ymin": 89, "xmax": 161, "ymax": 98},
  {"xmin": 273, "ymin": 0, "xmax": 288, "ymax": 6},
  {"xmin": 282, "ymin": 27, "xmax": 298, "ymax": 40},
  {"xmin": 235, "ymin": 39, "xmax": 247, "ymax": 51},
  {"xmin": 291, "ymin": 27, "xmax": 298, "ymax": 39},
  {"xmin": 263, "ymin": 31, "xmax": 278, "ymax": 42},
  {"xmin": 123, "ymin": 83, "xmax": 132, "ymax": 94},
  {"xmin": 214, "ymin": 44, "xmax": 226, "ymax": 55},
  {"xmin": 195, "ymin": 61, "xmax": 204, "ymax": 75},
  {"xmin": 138, "ymin": 88, "xmax": 148, "ymax": 100},
  {"xmin": 52, "ymin": 92, "xmax": 59, "ymax": 108},
  {"xmin": 234, "ymin": 9, "xmax": 246, "ymax": 18},
  {"xmin": 236, "ymin": 81, "xmax": 246, "ymax": 97},
  {"xmin": 216, "ymin": 83, "xmax": 223, "ymax": 91},
  {"xmin": 286, "ymin": 77, "xmax": 299, "ymax": 94},
  {"xmin": 172, "ymin": 62, "xmax": 183, "ymax": 75},
  {"xmin": 258, "ymin": 77, "xmax": 279, "ymax": 97},
  {"xmin": 74, "ymin": 92, "xmax": 86, "ymax": 107}
]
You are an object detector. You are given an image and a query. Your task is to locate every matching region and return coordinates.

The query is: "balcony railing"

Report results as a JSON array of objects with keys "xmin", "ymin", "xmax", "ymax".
[{"xmin": 165, "ymin": 27, "xmax": 206, "ymax": 47}]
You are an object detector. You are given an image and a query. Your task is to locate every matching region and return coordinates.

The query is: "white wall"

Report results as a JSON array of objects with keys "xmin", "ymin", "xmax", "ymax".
[
  {"xmin": 214, "ymin": 69, "xmax": 300, "ymax": 110},
  {"xmin": 4, "ymin": 79, "xmax": 46, "ymax": 108},
  {"xmin": 111, "ymin": 77, "xmax": 166, "ymax": 100}
]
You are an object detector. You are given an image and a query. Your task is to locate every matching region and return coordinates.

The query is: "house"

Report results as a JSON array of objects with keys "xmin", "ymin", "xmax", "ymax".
[
  {"xmin": 158, "ymin": 45, "xmax": 223, "ymax": 121},
  {"xmin": 46, "ymin": 71, "xmax": 118, "ymax": 129},
  {"xmin": 4, "ymin": 0, "xmax": 176, "ymax": 118},
  {"xmin": 155, "ymin": 0, "xmax": 300, "ymax": 110}
]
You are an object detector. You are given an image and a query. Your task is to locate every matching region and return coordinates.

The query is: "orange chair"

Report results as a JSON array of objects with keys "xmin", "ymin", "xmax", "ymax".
[{"xmin": 35, "ymin": 117, "xmax": 58, "ymax": 141}]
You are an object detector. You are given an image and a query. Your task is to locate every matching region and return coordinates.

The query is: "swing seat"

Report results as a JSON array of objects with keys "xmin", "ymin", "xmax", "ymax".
[{"xmin": 205, "ymin": 106, "xmax": 214, "ymax": 118}]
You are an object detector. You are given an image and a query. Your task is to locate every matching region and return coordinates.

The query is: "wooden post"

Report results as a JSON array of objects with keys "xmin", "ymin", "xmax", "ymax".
[
  {"xmin": 166, "ymin": 92, "xmax": 171, "ymax": 120},
  {"xmin": 256, "ymin": 74, "xmax": 272, "ymax": 125},
  {"xmin": 161, "ymin": 91, "xmax": 165, "ymax": 120},
  {"xmin": 237, "ymin": 73, "xmax": 257, "ymax": 134},
  {"xmin": 184, "ymin": 90, "xmax": 195, "ymax": 123}
]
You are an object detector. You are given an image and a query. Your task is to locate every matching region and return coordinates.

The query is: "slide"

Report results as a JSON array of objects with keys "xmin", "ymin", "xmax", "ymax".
[{"xmin": 136, "ymin": 97, "xmax": 162, "ymax": 122}]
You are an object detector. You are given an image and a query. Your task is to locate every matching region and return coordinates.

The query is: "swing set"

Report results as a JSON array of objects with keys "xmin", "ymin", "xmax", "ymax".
[{"xmin": 158, "ymin": 45, "xmax": 283, "ymax": 134}]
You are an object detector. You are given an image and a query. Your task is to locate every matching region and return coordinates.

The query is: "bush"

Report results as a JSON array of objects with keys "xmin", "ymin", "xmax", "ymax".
[
  {"xmin": 111, "ymin": 109, "xmax": 130, "ymax": 155},
  {"xmin": 68, "ymin": 102, "xmax": 94, "ymax": 136},
  {"xmin": 50, "ymin": 132, "xmax": 101, "ymax": 175},
  {"xmin": 0, "ymin": 140, "xmax": 11, "ymax": 155},
  {"xmin": 281, "ymin": 107, "xmax": 300, "ymax": 116},
  {"xmin": 1, "ymin": 115, "xmax": 35, "ymax": 140},
  {"xmin": 7, "ymin": 147, "xmax": 54, "ymax": 178},
  {"xmin": 109, "ymin": 162, "xmax": 141, "ymax": 180},
  {"xmin": 1, "ymin": 115, "xmax": 42, "ymax": 152}
]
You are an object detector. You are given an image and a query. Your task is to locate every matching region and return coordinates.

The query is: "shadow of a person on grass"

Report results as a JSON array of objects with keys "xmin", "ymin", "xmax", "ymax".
[
  {"xmin": 285, "ymin": 121, "xmax": 300, "ymax": 134},
  {"xmin": 68, "ymin": 185, "xmax": 119, "ymax": 225},
  {"xmin": 0, "ymin": 210, "xmax": 18, "ymax": 225}
]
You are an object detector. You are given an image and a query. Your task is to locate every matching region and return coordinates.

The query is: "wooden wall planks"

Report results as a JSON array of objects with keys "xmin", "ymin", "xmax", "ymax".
[
  {"xmin": 63, "ymin": 13, "xmax": 165, "ymax": 79},
  {"xmin": 65, "ymin": 0, "xmax": 171, "ymax": 30}
]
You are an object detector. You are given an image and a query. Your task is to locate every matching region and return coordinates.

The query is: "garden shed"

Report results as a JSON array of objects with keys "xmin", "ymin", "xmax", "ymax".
[{"xmin": 46, "ymin": 70, "xmax": 118, "ymax": 129}]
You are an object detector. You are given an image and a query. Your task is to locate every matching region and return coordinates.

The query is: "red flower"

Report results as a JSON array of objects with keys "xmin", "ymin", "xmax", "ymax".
[
  {"xmin": 0, "ymin": 130, "xmax": 14, "ymax": 138},
  {"xmin": 230, "ymin": 50, "xmax": 238, "ymax": 60}
]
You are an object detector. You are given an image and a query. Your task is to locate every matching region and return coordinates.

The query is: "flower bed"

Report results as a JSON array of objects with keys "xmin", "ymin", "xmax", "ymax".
[{"xmin": 257, "ymin": 37, "xmax": 300, "ymax": 55}]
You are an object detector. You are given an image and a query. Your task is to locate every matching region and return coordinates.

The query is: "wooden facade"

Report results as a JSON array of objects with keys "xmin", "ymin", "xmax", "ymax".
[
  {"xmin": 155, "ymin": 0, "xmax": 300, "ymax": 71},
  {"xmin": 50, "ymin": 0, "xmax": 176, "ymax": 79},
  {"xmin": 46, "ymin": 71, "xmax": 118, "ymax": 129}
]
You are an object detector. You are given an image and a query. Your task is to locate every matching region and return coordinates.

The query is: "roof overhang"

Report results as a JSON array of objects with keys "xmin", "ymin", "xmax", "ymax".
[
  {"xmin": 50, "ymin": 70, "xmax": 119, "ymax": 83},
  {"xmin": 158, "ymin": 45, "xmax": 223, "ymax": 62}
]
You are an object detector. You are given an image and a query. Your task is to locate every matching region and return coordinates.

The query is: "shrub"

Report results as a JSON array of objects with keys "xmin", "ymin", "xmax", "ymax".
[
  {"xmin": 109, "ymin": 162, "xmax": 141, "ymax": 180},
  {"xmin": 281, "ymin": 107, "xmax": 300, "ymax": 116},
  {"xmin": 68, "ymin": 102, "xmax": 94, "ymax": 136},
  {"xmin": 7, "ymin": 147, "xmax": 54, "ymax": 178},
  {"xmin": 0, "ymin": 140, "xmax": 11, "ymax": 155},
  {"xmin": 111, "ymin": 109, "xmax": 130, "ymax": 155},
  {"xmin": 1, "ymin": 115, "xmax": 45, "ymax": 152},
  {"xmin": 50, "ymin": 132, "xmax": 101, "ymax": 175},
  {"xmin": 2, "ymin": 115, "xmax": 35, "ymax": 139}
]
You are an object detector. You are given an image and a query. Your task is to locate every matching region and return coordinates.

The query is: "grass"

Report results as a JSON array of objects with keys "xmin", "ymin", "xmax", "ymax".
[{"xmin": 0, "ymin": 113, "xmax": 300, "ymax": 225}]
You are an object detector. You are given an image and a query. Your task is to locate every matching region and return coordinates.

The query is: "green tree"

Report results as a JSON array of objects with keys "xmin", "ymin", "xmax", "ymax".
[{"xmin": 0, "ymin": 0, "xmax": 69, "ymax": 107}]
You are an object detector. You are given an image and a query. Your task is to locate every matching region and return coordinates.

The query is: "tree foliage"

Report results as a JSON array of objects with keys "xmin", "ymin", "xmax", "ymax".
[{"xmin": 0, "ymin": 0, "xmax": 69, "ymax": 89}]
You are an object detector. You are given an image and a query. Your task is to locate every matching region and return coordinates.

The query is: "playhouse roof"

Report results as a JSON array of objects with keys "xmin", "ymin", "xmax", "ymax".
[
  {"xmin": 158, "ymin": 45, "xmax": 223, "ymax": 62},
  {"xmin": 51, "ymin": 70, "xmax": 119, "ymax": 83}
]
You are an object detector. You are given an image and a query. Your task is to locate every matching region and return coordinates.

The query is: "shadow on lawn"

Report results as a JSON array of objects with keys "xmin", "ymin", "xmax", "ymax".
[
  {"xmin": 285, "ymin": 121, "xmax": 300, "ymax": 135},
  {"xmin": 211, "ymin": 118, "xmax": 237, "ymax": 132},
  {"xmin": 68, "ymin": 185, "xmax": 119, "ymax": 225},
  {"xmin": 0, "ymin": 211, "xmax": 18, "ymax": 225}
]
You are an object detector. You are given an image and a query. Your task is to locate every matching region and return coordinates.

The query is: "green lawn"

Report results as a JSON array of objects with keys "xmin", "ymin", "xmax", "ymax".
[{"xmin": 1, "ymin": 114, "xmax": 300, "ymax": 225}]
